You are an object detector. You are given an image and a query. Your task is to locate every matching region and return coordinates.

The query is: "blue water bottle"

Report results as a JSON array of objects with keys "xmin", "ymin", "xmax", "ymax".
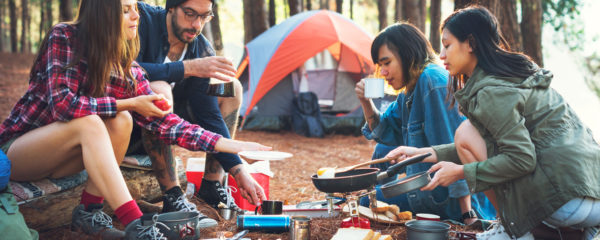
[{"xmin": 237, "ymin": 215, "xmax": 291, "ymax": 232}]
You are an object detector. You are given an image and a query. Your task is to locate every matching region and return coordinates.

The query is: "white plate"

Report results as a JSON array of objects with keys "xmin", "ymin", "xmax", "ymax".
[{"xmin": 238, "ymin": 151, "xmax": 293, "ymax": 161}]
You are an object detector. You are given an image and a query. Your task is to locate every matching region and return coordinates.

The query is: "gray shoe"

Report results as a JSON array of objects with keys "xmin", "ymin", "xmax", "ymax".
[
  {"xmin": 163, "ymin": 193, "xmax": 218, "ymax": 228},
  {"xmin": 124, "ymin": 214, "xmax": 168, "ymax": 240},
  {"xmin": 71, "ymin": 204, "xmax": 124, "ymax": 239}
]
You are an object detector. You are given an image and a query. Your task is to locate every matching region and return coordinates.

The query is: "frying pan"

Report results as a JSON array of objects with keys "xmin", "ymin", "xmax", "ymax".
[{"xmin": 311, "ymin": 153, "xmax": 431, "ymax": 193}]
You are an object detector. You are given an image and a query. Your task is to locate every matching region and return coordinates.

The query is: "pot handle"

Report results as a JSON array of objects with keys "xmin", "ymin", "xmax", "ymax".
[{"xmin": 376, "ymin": 153, "xmax": 431, "ymax": 181}]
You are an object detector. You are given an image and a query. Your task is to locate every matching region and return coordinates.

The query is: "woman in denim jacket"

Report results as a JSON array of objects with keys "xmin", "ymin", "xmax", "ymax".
[{"xmin": 355, "ymin": 22, "xmax": 495, "ymax": 223}]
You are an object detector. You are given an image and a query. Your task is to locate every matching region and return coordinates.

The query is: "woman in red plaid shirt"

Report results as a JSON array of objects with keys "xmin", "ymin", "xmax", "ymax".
[{"xmin": 0, "ymin": 0, "xmax": 270, "ymax": 238}]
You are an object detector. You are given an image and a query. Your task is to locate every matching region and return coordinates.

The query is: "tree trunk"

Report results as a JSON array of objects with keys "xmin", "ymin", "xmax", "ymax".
[
  {"xmin": 521, "ymin": 0, "xmax": 543, "ymax": 66},
  {"xmin": 289, "ymin": 0, "xmax": 302, "ymax": 16},
  {"xmin": 394, "ymin": 0, "xmax": 402, "ymax": 22},
  {"xmin": 430, "ymin": 0, "xmax": 441, "ymax": 52},
  {"xmin": 349, "ymin": 0, "xmax": 353, "ymax": 19},
  {"xmin": 306, "ymin": 0, "xmax": 312, "ymax": 10},
  {"xmin": 210, "ymin": 1, "xmax": 224, "ymax": 56},
  {"xmin": 319, "ymin": 0, "xmax": 329, "ymax": 9},
  {"xmin": 402, "ymin": 0, "xmax": 424, "ymax": 32},
  {"xmin": 0, "ymin": 0, "xmax": 5, "ymax": 52},
  {"xmin": 377, "ymin": 0, "xmax": 388, "ymax": 31},
  {"xmin": 498, "ymin": 0, "xmax": 521, "ymax": 51},
  {"xmin": 454, "ymin": 0, "xmax": 471, "ymax": 10},
  {"xmin": 335, "ymin": 0, "xmax": 342, "ymax": 13},
  {"xmin": 269, "ymin": 0, "xmax": 275, "ymax": 26},
  {"xmin": 45, "ymin": 0, "xmax": 53, "ymax": 31},
  {"xmin": 59, "ymin": 0, "xmax": 73, "ymax": 21},
  {"xmin": 243, "ymin": 0, "xmax": 268, "ymax": 44},
  {"xmin": 20, "ymin": 0, "xmax": 29, "ymax": 53},
  {"xmin": 9, "ymin": 0, "xmax": 17, "ymax": 52}
]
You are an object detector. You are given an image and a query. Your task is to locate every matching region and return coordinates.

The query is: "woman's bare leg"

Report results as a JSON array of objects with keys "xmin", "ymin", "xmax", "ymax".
[
  {"xmin": 8, "ymin": 113, "xmax": 133, "ymax": 210},
  {"xmin": 455, "ymin": 120, "xmax": 499, "ymax": 212}
]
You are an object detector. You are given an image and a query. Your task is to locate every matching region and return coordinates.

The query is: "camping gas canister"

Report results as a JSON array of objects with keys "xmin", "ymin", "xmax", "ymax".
[{"xmin": 237, "ymin": 215, "xmax": 291, "ymax": 232}]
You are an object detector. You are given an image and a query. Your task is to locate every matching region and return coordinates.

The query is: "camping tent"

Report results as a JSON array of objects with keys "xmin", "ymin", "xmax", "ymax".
[{"xmin": 237, "ymin": 10, "xmax": 382, "ymax": 134}]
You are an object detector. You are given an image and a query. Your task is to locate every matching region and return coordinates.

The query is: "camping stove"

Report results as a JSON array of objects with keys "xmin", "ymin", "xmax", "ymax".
[{"xmin": 323, "ymin": 188, "xmax": 376, "ymax": 229}]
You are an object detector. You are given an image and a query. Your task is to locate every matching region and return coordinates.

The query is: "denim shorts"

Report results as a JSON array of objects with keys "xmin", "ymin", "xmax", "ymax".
[{"xmin": 545, "ymin": 197, "xmax": 600, "ymax": 228}]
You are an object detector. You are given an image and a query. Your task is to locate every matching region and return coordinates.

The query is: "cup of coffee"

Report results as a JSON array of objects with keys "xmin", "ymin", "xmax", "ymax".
[
  {"xmin": 363, "ymin": 78, "xmax": 385, "ymax": 98},
  {"xmin": 206, "ymin": 79, "xmax": 236, "ymax": 97},
  {"xmin": 415, "ymin": 213, "xmax": 441, "ymax": 221},
  {"xmin": 255, "ymin": 200, "xmax": 283, "ymax": 215}
]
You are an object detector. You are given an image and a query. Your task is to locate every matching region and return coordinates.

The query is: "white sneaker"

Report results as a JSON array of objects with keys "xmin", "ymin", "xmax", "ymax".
[{"xmin": 476, "ymin": 222, "xmax": 535, "ymax": 240}]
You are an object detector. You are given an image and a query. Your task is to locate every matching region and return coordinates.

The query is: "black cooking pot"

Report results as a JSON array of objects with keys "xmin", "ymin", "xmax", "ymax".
[
  {"xmin": 406, "ymin": 220, "xmax": 450, "ymax": 240},
  {"xmin": 311, "ymin": 153, "xmax": 431, "ymax": 193}
]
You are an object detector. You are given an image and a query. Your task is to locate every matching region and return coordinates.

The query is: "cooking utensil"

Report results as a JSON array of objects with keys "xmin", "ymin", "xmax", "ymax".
[
  {"xmin": 405, "ymin": 220, "xmax": 450, "ymax": 240},
  {"xmin": 311, "ymin": 153, "xmax": 431, "ymax": 193},
  {"xmin": 206, "ymin": 81, "xmax": 236, "ymax": 97},
  {"xmin": 335, "ymin": 156, "xmax": 394, "ymax": 173},
  {"xmin": 155, "ymin": 211, "xmax": 200, "ymax": 240},
  {"xmin": 381, "ymin": 171, "xmax": 431, "ymax": 198}
]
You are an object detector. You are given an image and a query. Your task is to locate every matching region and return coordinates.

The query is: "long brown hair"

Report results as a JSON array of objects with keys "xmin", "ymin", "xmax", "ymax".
[{"xmin": 34, "ymin": 0, "xmax": 139, "ymax": 97}]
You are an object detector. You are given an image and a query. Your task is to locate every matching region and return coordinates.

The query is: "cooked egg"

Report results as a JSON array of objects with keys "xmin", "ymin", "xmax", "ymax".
[{"xmin": 317, "ymin": 167, "xmax": 336, "ymax": 178}]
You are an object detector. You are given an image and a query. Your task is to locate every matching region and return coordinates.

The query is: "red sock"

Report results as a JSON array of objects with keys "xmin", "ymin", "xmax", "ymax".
[
  {"xmin": 80, "ymin": 190, "xmax": 104, "ymax": 209},
  {"xmin": 114, "ymin": 200, "xmax": 143, "ymax": 227}
]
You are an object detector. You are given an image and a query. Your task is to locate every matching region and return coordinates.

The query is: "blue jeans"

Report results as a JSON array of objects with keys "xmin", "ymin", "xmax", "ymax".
[
  {"xmin": 360, "ymin": 144, "xmax": 496, "ymax": 222},
  {"xmin": 544, "ymin": 197, "xmax": 600, "ymax": 239}
]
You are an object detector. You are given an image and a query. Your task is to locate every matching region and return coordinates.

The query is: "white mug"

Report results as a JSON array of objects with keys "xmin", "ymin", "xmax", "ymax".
[{"xmin": 363, "ymin": 78, "xmax": 385, "ymax": 98}]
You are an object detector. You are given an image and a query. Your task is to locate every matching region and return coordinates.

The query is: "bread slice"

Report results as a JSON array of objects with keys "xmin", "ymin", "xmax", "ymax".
[
  {"xmin": 388, "ymin": 204, "xmax": 400, "ymax": 215},
  {"xmin": 372, "ymin": 201, "xmax": 390, "ymax": 213},
  {"xmin": 379, "ymin": 235, "xmax": 393, "ymax": 240},
  {"xmin": 331, "ymin": 228, "xmax": 374, "ymax": 240},
  {"xmin": 396, "ymin": 211, "xmax": 413, "ymax": 220},
  {"xmin": 384, "ymin": 210, "xmax": 398, "ymax": 221},
  {"xmin": 371, "ymin": 231, "xmax": 381, "ymax": 240}
]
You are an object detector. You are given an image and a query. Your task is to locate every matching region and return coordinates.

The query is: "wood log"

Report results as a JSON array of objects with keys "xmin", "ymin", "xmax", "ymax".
[{"xmin": 18, "ymin": 168, "xmax": 187, "ymax": 231}]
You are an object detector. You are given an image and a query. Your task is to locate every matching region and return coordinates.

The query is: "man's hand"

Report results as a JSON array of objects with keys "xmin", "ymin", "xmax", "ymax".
[
  {"xmin": 183, "ymin": 56, "xmax": 237, "ymax": 81},
  {"xmin": 421, "ymin": 162, "xmax": 464, "ymax": 191},
  {"xmin": 230, "ymin": 164, "xmax": 267, "ymax": 206}
]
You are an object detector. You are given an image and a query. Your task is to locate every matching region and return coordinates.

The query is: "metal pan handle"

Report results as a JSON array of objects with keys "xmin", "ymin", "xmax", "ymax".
[{"xmin": 376, "ymin": 152, "xmax": 431, "ymax": 181}]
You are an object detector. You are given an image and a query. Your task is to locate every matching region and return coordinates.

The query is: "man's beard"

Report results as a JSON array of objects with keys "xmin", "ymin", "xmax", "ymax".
[{"xmin": 171, "ymin": 10, "xmax": 200, "ymax": 43}]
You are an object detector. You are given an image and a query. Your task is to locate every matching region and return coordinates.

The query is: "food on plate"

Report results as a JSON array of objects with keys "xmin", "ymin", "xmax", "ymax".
[
  {"xmin": 388, "ymin": 204, "xmax": 400, "ymax": 215},
  {"xmin": 372, "ymin": 201, "xmax": 390, "ymax": 213},
  {"xmin": 384, "ymin": 210, "xmax": 398, "ymax": 221},
  {"xmin": 316, "ymin": 167, "xmax": 336, "ymax": 178},
  {"xmin": 397, "ymin": 211, "xmax": 413, "ymax": 220},
  {"xmin": 331, "ymin": 228, "xmax": 374, "ymax": 240},
  {"xmin": 217, "ymin": 202, "xmax": 227, "ymax": 209}
]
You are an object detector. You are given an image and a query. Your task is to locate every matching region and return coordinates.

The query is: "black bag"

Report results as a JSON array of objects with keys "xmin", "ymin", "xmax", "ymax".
[{"xmin": 292, "ymin": 92, "xmax": 324, "ymax": 138}]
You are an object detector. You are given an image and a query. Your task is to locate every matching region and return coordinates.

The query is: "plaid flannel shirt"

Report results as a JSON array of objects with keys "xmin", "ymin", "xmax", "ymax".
[{"xmin": 0, "ymin": 23, "xmax": 221, "ymax": 152}]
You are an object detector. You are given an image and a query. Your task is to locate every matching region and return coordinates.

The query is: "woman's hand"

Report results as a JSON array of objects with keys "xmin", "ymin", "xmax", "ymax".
[
  {"xmin": 385, "ymin": 146, "xmax": 437, "ymax": 164},
  {"xmin": 130, "ymin": 94, "xmax": 170, "ymax": 118},
  {"xmin": 355, "ymin": 79, "xmax": 368, "ymax": 103},
  {"xmin": 421, "ymin": 161, "xmax": 464, "ymax": 191}
]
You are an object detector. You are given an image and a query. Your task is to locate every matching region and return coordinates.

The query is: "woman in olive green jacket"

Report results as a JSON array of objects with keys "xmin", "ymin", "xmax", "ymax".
[{"xmin": 385, "ymin": 6, "xmax": 600, "ymax": 240}]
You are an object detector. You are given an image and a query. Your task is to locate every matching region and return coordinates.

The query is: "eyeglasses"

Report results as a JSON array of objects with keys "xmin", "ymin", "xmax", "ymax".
[{"xmin": 179, "ymin": 6, "xmax": 213, "ymax": 23}]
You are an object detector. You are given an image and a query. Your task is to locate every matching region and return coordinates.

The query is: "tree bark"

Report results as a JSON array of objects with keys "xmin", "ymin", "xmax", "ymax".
[
  {"xmin": 210, "ymin": 1, "xmax": 224, "ymax": 56},
  {"xmin": 430, "ymin": 0, "xmax": 441, "ymax": 52},
  {"xmin": 498, "ymin": 0, "xmax": 521, "ymax": 51},
  {"xmin": 454, "ymin": 0, "xmax": 498, "ymax": 15},
  {"xmin": 394, "ymin": 0, "xmax": 402, "ymax": 22},
  {"xmin": 402, "ymin": 0, "xmax": 424, "ymax": 32},
  {"xmin": 269, "ymin": 0, "xmax": 275, "ymax": 26},
  {"xmin": 377, "ymin": 0, "xmax": 388, "ymax": 31},
  {"xmin": 335, "ymin": 0, "xmax": 342, "ymax": 13},
  {"xmin": 20, "ymin": 0, "xmax": 29, "ymax": 53},
  {"xmin": 306, "ymin": 0, "xmax": 312, "ymax": 10},
  {"xmin": 9, "ymin": 0, "xmax": 17, "ymax": 52},
  {"xmin": 59, "ymin": 0, "xmax": 73, "ymax": 22},
  {"xmin": 45, "ymin": 0, "xmax": 53, "ymax": 31},
  {"xmin": 349, "ymin": 0, "xmax": 353, "ymax": 19},
  {"xmin": 454, "ymin": 0, "xmax": 471, "ymax": 10},
  {"xmin": 319, "ymin": 0, "xmax": 329, "ymax": 9},
  {"xmin": 243, "ymin": 0, "xmax": 268, "ymax": 44},
  {"xmin": 289, "ymin": 0, "xmax": 302, "ymax": 16},
  {"xmin": 0, "ymin": 0, "xmax": 5, "ymax": 52},
  {"xmin": 521, "ymin": 0, "xmax": 543, "ymax": 66}
]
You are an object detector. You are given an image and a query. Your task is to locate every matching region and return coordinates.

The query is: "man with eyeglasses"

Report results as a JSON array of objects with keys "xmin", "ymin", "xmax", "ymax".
[{"xmin": 130, "ymin": 0, "xmax": 265, "ymax": 227}]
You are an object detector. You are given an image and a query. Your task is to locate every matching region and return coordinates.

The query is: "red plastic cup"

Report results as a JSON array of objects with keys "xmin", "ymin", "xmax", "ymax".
[{"xmin": 415, "ymin": 213, "xmax": 441, "ymax": 221}]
